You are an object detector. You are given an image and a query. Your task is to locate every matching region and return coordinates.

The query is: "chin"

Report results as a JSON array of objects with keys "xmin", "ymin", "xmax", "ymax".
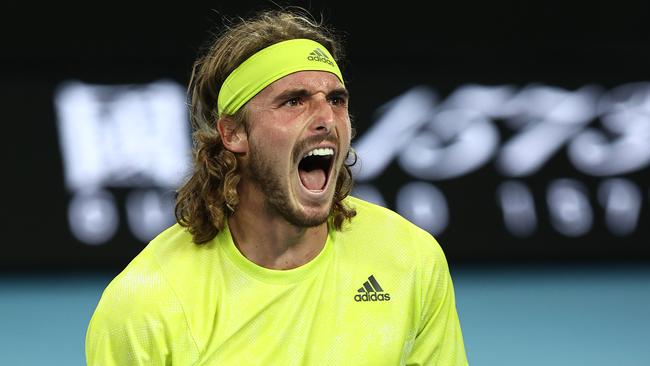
[{"xmin": 285, "ymin": 203, "xmax": 332, "ymax": 228}]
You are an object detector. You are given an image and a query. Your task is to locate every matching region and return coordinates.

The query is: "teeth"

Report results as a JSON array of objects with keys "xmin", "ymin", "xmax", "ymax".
[{"xmin": 303, "ymin": 148, "xmax": 334, "ymax": 158}]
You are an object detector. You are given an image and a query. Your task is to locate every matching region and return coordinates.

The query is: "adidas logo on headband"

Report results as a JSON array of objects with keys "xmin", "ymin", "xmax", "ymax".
[
  {"xmin": 218, "ymin": 39, "xmax": 343, "ymax": 116},
  {"xmin": 307, "ymin": 48, "xmax": 335, "ymax": 67}
]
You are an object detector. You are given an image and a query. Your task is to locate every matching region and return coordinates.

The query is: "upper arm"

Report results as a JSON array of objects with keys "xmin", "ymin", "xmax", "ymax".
[
  {"xmin": 406, "ymin": 235, "xmax": 468, "ymax": 366},
  {"xmin": 85, "ymin": 255, "xmax": 199, "ymax": 365}
]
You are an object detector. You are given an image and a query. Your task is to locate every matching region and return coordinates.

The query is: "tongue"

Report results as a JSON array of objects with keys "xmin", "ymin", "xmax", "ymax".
[{"xmin": 299, "ymin": 168, "xmax": 326, "ymax": 191}]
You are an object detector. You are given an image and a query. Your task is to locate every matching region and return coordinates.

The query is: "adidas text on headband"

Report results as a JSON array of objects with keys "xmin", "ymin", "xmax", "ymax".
[{"xmin": 217, "ymin": 39, "xmax": 344, "ymax": 116}]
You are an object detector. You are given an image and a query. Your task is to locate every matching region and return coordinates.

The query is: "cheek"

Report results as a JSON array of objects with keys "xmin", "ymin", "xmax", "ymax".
[
  {"xmin": 338, "ymin": 118, "xmax": 352, "ymax": 144},
  {"xmin": 249, "ymin": 128, "xmax": 295, "ymax": 166},
  {"xmin": 249, "ymin": 121, "xmax": 291, "ymax": 147}
]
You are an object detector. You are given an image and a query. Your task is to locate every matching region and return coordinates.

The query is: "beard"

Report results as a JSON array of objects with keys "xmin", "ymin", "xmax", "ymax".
[{"xmin": 247, "ymin": 141, "xmax": 336, "ymax": 228}]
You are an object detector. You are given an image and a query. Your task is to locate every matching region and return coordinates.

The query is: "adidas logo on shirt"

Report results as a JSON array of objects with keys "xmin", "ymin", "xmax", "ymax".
[
  {"xmin": 307, "ymin": 48, "xmax": 335, "ymax": 66},
  {"xmin": 354, "ymin": 275, "xmax": 391, "ymax": 302}
]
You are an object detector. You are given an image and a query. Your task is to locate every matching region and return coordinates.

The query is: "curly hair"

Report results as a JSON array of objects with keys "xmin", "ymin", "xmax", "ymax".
[{"xmin": 175, "ymin": 8, "xmax": 357, "ymax": 244}]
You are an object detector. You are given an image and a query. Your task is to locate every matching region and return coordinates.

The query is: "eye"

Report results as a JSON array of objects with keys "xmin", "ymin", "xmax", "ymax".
[
  {"xmin": 284, "ymin": 97, "xmax": 302, "ymax": 107},
  {"xmin": 329, "ymin": 95, "xmax": 348, "ymax": 107}
]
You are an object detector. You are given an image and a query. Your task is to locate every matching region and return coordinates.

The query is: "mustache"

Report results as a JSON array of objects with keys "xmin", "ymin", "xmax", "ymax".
[{"xmin": 293, "ymin": 134, "xmax": 339, "ymax": 164}]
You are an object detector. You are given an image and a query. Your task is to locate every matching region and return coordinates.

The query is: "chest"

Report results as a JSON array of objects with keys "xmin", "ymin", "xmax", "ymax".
[{"xmin": 197, "ymin": 270, "xmax": 420, "ymax": 365}]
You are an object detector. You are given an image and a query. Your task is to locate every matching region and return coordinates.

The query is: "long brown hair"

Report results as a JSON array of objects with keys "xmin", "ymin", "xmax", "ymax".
[{"xmin": 175, "ymin": 8, "xmax": 356, "ymax": 244}]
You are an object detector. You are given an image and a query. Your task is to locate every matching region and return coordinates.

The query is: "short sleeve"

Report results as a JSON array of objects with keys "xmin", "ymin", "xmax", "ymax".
[
  {"xmin": 406, "ymin": 237, "xmax": 468, "ymax": 366},
  {"xmin": 85, "ymin": 252, "xmax": 200, "ymax": 366}
]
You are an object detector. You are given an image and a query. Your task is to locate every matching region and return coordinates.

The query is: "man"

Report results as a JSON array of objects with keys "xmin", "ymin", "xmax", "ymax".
[{"xmin": 86, "ymin": 8, "xmax": 468, "ymax": 365}]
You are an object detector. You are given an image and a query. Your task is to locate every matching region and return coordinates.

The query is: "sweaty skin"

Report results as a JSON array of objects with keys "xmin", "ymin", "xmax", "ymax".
[{"xmin": 218, "ymin": 71, "xmax": 351, "ymax": 270}]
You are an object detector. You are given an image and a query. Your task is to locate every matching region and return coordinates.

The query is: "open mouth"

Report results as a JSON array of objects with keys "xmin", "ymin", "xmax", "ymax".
[{"xmin": 298, "ymin": 148, "xmax": 334, "ymax": 191}]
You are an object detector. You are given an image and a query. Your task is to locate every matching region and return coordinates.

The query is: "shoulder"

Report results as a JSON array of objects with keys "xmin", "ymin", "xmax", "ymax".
[
  {"xmin": 343, "ymin": 196, "xmax": 443, "ymax": 248},
  {"xmin": 88, "ymin": 225, "xmax": 195, "ymax": 328},
  {"xmin": 344, "ymin": 196, "xmax": 416, "ymax": 232},
  {"xmin": 86, "ymin": 224, "xmax": 201, "ymax": 362},
  {"xmin": 90, "ymin": 231, "xmax": 184, "ymax": 324},
  {"xmin": 341, "ymin": 196, "xmax": 448, "ymax": 269}
]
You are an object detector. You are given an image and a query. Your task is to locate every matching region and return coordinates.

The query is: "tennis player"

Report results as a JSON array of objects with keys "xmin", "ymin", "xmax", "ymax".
[{"xmin": 86, "ymin": 8, "xmax": 468, "ymax": 365}]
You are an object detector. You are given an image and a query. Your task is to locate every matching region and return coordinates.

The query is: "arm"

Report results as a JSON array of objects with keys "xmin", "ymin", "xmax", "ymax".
[
  {"xmin": 407, "ymin": 238, "xmax": 469, "ymax": 366},
  {"xmin": 86, "ymin": 299, "xmax": 170, "ymax": 366},
  {"xmin": 85, "ymin": 253, "xmax": 199, "ymax": 365}
]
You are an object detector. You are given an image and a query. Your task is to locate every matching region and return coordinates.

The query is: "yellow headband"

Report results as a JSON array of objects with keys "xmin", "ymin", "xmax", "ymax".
[{"xmin": 217, "ymin": 38, "xmax": 344, "ymax": 116}]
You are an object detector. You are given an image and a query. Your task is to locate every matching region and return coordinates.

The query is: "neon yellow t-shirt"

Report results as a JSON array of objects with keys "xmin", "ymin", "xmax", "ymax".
[{"xmin": 86, "ymin": 196, "xmax": 468, "ymax": 365}]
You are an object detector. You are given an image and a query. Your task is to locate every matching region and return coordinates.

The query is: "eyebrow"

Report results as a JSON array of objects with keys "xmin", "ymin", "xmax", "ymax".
[
  {"xmin": 329, "ymin": 88, "xmax": 350, "ymax": 100},
  {"xmin": 273, "ymin": 87, "xmax": 349, "ymax": 104}
]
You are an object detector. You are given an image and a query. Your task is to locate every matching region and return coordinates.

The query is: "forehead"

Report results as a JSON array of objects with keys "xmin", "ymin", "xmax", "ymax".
[{"xmin": 256, "ymin": 70, "xmax": 345, "ymax": 98}]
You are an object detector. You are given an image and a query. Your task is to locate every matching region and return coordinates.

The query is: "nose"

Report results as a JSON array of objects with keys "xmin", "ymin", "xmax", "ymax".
[{"xmin": 310, "ymin": 95, "xmax": 335, "ymax": 135}]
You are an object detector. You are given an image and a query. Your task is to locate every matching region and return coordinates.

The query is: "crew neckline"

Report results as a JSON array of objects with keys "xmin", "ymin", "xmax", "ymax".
[{"xmin": 219, "ymin": 221, "xmax": 335, "ymax": 285}]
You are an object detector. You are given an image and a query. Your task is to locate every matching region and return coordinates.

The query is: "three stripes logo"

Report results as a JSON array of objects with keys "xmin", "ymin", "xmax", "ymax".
[
  {"xmin": 354, "ymin": 275, "xmax": 391, "ymax": 302},
  {"xmin": 307, "ymin": 48, "xmax": 335, "ymax": 67}
]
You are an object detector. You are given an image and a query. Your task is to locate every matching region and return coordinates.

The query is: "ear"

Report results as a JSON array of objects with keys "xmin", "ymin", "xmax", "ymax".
[{"xmin": 217, "ymin": 117, "xmax": 248, "ymax": 154}]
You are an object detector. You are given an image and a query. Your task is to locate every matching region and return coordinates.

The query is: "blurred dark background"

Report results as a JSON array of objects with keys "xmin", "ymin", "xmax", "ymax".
[
  {"xmin": 1, "ymin": 2, "xmax": 650, "ymax": 365},
  {"xmin": 3, "ymin": 1, "xmax": 649, "ymax": 270}
]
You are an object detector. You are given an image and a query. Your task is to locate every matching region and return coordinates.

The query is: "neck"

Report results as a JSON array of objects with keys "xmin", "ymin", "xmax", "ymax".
[{"xmin": 227, "ymin": 186, "xmax": 328, "ymax": 270}]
